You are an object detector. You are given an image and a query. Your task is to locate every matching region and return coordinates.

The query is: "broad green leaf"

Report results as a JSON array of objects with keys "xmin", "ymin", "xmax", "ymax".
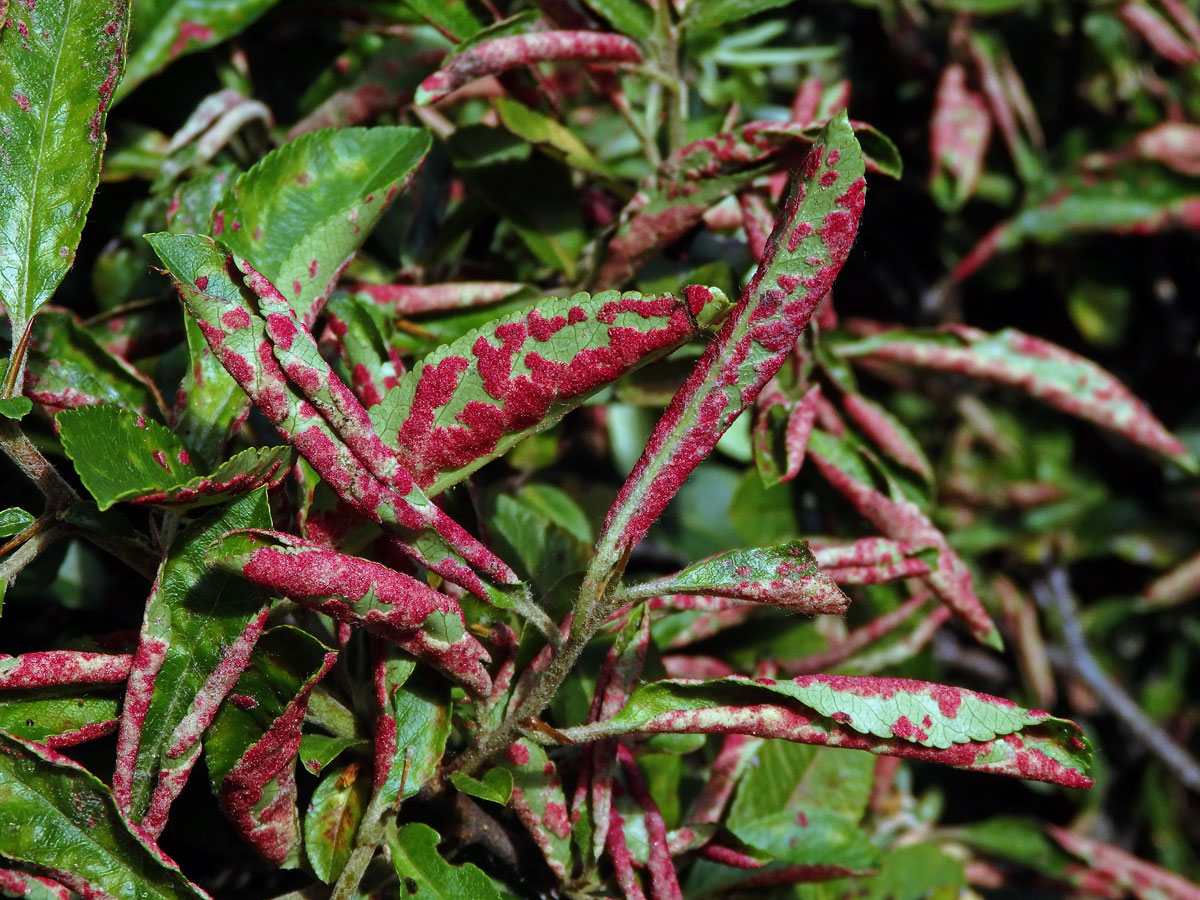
[
  {"xmin": 949, "ymin": 816, "xmax": 1072, "ymax": 875},
  {"xmin": 0, "ymin": 0, "xmax": 129, "ymax": 341},
  {"xmin": 299, "ymin": 734, "xmax": 369, "ymax": 777},
  {"xmin": 835, "ymin": 326, "xmax": 1196, "ymax": 470},
  {"xmin": 57, "ymin": 405, "xmax": 293, "ymax": 511},
  {"xmin": 731, "ymin": 809, "xmax": 877, "ymax": 871},
  {"xmin": 371, "ymin": 287, "xmax": 733, "ymax": 495},
  {"xmin": 205, "ymin": 627, "xmax": 336, "ymax": 868},
  {"xmin": 0, "ymin": 509, "xmax": 34, "ymax": 539},
  {"xmin": 112, "ymin": 491, "xmax": 273, "ymax": 832},
  {"xmin": 728, "ymin": 741, "xmax": 875, "ymax": 828},
  {"xmin": 600, "ymin": 114, "xmax": 866, "ymax": 558},
  {"xmin": 398, "ymin": 0, "xmax": 483, "ymax": 41},
  {"xmin": 580, "ymin": 0, "xmax": 654, "ymax": 38},
  {"xmin": 19, "ymin": 309, "xmax": 164, "ymax": 418},
  {"xmin": 213, "ymin": 126, "xmax": 432, "ymax": 324},
  {"xmin": 0, "ymin": 398, "xmax": 32, "ymax": 421},
  {"xmin": 593, "ymin": 673, "xmax": 1094, "ymax": 788},
  {"xmin": 373, "ymin": 653, "xmax": 452, "ymax": 807},
  {"xmin": 0, "ymin": 689, "xmax": 118, "ymax": 747},
  {"xmin": 0, "ymin": 731, "xmax": 209, "ymax": 900},
  {"xmin": 303, "ymin": 762, "xmax": 369, "ymax": 884},
  {"xmin": 485, "ymin": 491, "xmax": 592, "ymax": 596},
  {"xmin": 449, "ymin": 768, "xmax": 514, "ymax": 805},
  {"xmin": 685, "ymin": 0, "xmax": 795, "ymax": 30},
  {"xmin": 624, "ymin": 540, "xmax": 849, "ymax": 614},
  {"xmin": 387, "ymin": 823, "xmax": 502, "ymax": 900},
  {"xmin": 118, "ymin": 0, "xmax": 281, "ymax": 101}
]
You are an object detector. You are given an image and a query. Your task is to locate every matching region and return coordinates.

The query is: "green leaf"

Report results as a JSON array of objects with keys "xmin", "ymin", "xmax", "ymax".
[
  {"xmin": 118, "ymin": 0, "xmax": 281, "ymax": 101},
  {"xmin": 374, "ymin": 654, "xmax": 452, "ymax": 807},
  {"xmin": 0, "ymin": 689, "xmax": 119, "ymax": 747},
  {"xmin": 205, "ymin": 627, "xmax": 336, "ymax": 868},
  {"xmin": 387, "ymin": 822, "xmax": 503, "ymax": 900},
  {"xmin": 0, "ymin": 0, "xmax": 129, "ymax": 339},
  {"xmin": 0, "ymin": 509, "xmax": 34, "ymax": 539},
  {"xmin": 303, "ymin": 762, "xmax": 369, "ymax": 884},
  {"xmin": 57, "ymin": 405, "xmax": 293, "ymax": 511},
  {"xmin": 0, "ymin": 398, "xmax": 32, "ymax": 421},
  {"xmin": 685, "ymin": 0, "xmax": 795, "ymax": 29},
  {"xmin": 449, "ymin": 768, "xmax": 514, "ymax": 805},
  {"xmin": 866, "ymin": 844, "xmax": 966, "ymax": 900},
  {"xmin": 494, "ymin": 98, "xmax": 605, "ymax": 173},
  {"xmin": 299, "ymin": 734, "xmax": 369, "ymax": 777},
  {"xmin": 731, "ymin": 808, "xmax": 878, "ymax": 870},
  {"xmin": 113, "ymin": 491, "xmax": 273, "ymax": 831},
  {"xmin": 580, "ymin": 0, "xmax": 654, "ymax": 38},
  {"xmin": 0, "ymin": 731, "xmax": 208, "ymax": 900},
  {"xmin": 172, "ymin": 316, "xmax": 248, "ymax": 469},
  {"xmin": 499, "ymin": 740, "xmax": 573, "ymax": 879},
  {"xmin": 596, "ymin": 674, "xmax": 1094, "ymax": 788},
  {"xmin": 625, "ymin": 540, "xmax": 849, "ymax": 614},
  {"xmin": 371, "ymin": 287, "xmax": 732, "ymax": 495},
  {"xmin": 213, "ymin": 126, "xmax": 432, "ymax": 324},
  {"xmin": 398, "ymin": 0, "xmax": 483, "ymax": 41},
  {"xmin": 485, "ymin": 491, "xmax": 592, "ymax": 596},
  {"xmin": 728, "ymin": 741, "xmax": 875, "ymax": 829}
]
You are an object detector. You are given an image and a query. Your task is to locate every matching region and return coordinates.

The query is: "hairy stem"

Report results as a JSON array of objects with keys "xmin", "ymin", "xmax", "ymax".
[
  {"xmin": 0, "ymin": 419, "xmax": 79, "ymax": 512},
  {"xmin": 0, "ymin": 524, "xmax": 69, "ymax": 589}
]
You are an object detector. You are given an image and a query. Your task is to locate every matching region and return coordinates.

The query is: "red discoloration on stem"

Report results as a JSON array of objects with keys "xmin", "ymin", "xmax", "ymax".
[{"xmin": 417, "ymin": 31, "xmax": 642, "ymax": 105}]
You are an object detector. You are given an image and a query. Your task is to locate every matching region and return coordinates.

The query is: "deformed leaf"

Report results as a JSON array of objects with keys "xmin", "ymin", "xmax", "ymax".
[
  {"xmin": 626, "ymin": 541, "xmax": 849, "ymax": 614},
  {"xmin": 372, "ymin": 649, "xmax": 452, "ymax": 807},
  {"xmin": 387, "ymin": 822, "xmax": 502, "ymax": 900},
  {"xmin": 836, "ymin": 325, "xmax": 1195, "ymax": 470},
  {"xmin": 0, "ymin": 731, "xmax": 210, "ymax": 900},
  {"xmin": 118, "ymin": 0, "xmax": 281, "ymax": 101},
  {"xmin": 303, "ymin": 762, "xmax": 369, "ymax": 884},
  {"xmin": 299, "ymin": 735, "xmax": 368, "ymax": 777},
  {"xmin": 0, "ymin": 0, "xmax": 129, "ymax": 341},
  {"xmin": 449, "ymin": 768, "xmax": 514, "ymax": 805},
  {"xmin": 372, "ymin": 287, "xmax": 733, "ymax": 496},
  {"xmin": 214, "ymin": 126, "xmax": 432, "ymax": 325},
  {"xmin": 593, "ymin": 674, "xmax": 1093, "ymax": 788},
  {"xmin": 205, "ymin": 627, "xmax": 337, "ymax": 867},
  {"xmin": 499, "ymin": 740, "xmax": 573, "ymax": 879},
  {"xmin": 57, "ymin": 405, "xmax": 293, "ymax": 511}
]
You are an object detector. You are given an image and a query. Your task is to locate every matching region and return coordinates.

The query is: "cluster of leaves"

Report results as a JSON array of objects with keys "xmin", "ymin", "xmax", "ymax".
[{"xmin": 2, "ymin": 0, "xmax": 1200, "ymax": 898}]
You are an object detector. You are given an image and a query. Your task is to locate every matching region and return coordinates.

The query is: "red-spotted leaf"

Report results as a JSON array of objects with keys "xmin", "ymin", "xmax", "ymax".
[
  {"xmin": 622, "ymin": 541, "xmax": 848, "ymax": 614},
  {"xmin": 321, "ymin": 292, "xmax": 406, "ymax": 409},
  {"xmin": 117, "ymin": 0, "xmax": 281, "ymax": 102},
  {"xmin": 415, "ymin": 31, "xmax": 642, "ymax": 105},
  {"xmin": 0, "ymin": 651, "xmax": 129, "ymax": 748},
  {"xmin": 930, "ymin": 62, "xmax": 992, "ymax": 211},
  {"xmin": 213, "ymin": 127, "xmax": 431, "ymax": 325},
  {"xmin": 807, "ymin": 429, "xmax": 1001, "ymax": 648},
  {"xmin": 303, "ymin": 762, "xmax": 369, "ymax": 884},
  {"xmin": 809, "ymin": 537, "xmax": 937, "ymax": 585},
  {"xmin": 500, "ymin": 739, "xmax": 573, "ymax": 880},
  {"xmin": 57, "ymin": 404, "xmax": 293, "ymax": 511},
  {"xmin": 599, "ymin": 118, "xmax": 897, "ymax": 286},
  {"xmin": 839, "ymin": 392, "xmax": 934, "ymax": 482},
  {"xmin": 370, "ymin": 287, "xmax": 733, "ymax": 496},
  {"xmin": 372, "ymin": 649, "xmax": 452, "ymax": 807},
  {"xmin": 112, "ymin": 490, "xmax": 274, "ymax": 836},
  {"xmin": 146, "ymin": 232, "xmax": 532, "ymax": 618},
  {"xmin": 1048, "ymin": 826, "xmax": 1200, "ymax": 900},
  {"xmin": 205, "ymin": 627, "xmax": 337, "ymax": 867},
  {"xmin": 601, "ymin": 113, "xmax": 866, "ymax": 561},
  {"xmin": 0, "ymin": 731, "xmax": 210, "ymax": 900},
  {"xmin": 835, "ymin": 325, "xmax": 1195, "ymax": 470},
  {"xmin": 347, "ymin": 281, "xmax": 526, "ymax": 318},
  {"xmin": 0, "ymin": 868, "xmax": 69, "ymax": 900},
  {"xmin": 584, "ymin": 674, "xmax": 1093, "ymax": 789},
  {"xmin": 209, "ymin": 529, "xmax": 492, "ymax": 697},
  {"xmin": 0, "ymin": 0, "xmax": 129, "ymax": 353}
]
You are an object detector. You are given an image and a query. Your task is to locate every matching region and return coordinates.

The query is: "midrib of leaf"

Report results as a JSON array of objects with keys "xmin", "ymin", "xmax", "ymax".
[
  {"xmin": 11, "ymin": 0, "xmax": 75, "ymax": 330},
  {"xmin": 1, "ymin": 761, "xmax": 189, "ymax": 900}
]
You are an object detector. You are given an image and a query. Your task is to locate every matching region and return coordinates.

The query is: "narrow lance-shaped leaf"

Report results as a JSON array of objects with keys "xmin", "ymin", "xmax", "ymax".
[
  {"xmin": 57, "ymin": 404, "xmax": 293, "ymax": 511},
  {"xmin": 1048, "ymin": 826, "xmax": 1200, "ymax": 900},
  {"xmin": 601, "ymin": 113, "xmax": 866, "ymax": 559},
  {"xmin": 929, "ymin": 62, "xmax": 992, "ymax": 211},
  {"xmin": 372, "ymin": 648, "xmax": 451, "ymax": 806},
  {"xmin": 116, "ymin": 0, "xmax": 282, "ymax": 102},
  {"xmin": 573, "ymin": 674, "xmax": 1094, "ymax": 789},
  {"xmin": 146, "ymin": 232, "xmax": 529, "ymax": 614},
  {"xmin": 835, "ymin": 325, "xmax": 1195, "ymax": 469},
  {"xmin": 500, "ymin": 740, "xmax": 573, "ymax": 880},
  {"xmin": 0, "ymin": 651, "xmax": 132, "ymax": 689},
  {"xmin": 112, "ymin": 490, "xmax": 274, "ymax": 834},
  {"xmin": 347, "ymin": 281, "xmax": 525, "ymax": 317},
  {"xmin": 599, "ymin": 118, "xmax": 898, "ymax": 286},
  {"xmin": 210, "ymin": 530, "xmax": 492, "ymax": 697},
  {"xmin": 0, "ymin": 0, "xmax": 129, "ymax": 358},
  {"xmin": 0, "ymin": 868, "xmax": 70, "ymax": 900},
  {"xmin": 623, "ymin": 541, "xmax": 849, "ymax": 614},
  {"xmin": 204, "ymin": 627, "xmax": 337, "ymax": 868},
  {"xmin": 0, "ymin": 731, "xmax": 211, "ymax": 900},
  {"xmin": 808, "ymin": 430, "xmax": 1001, "ymax": 648},
  {"xmin": 322, "ymin": 292, "xmax": 405, "ymax": 408},
  {"xmin": 304, "ymin": 762, "xmax": 369, "ymax": 884},
  {"xmin": 416, "ymin": 31, "xmax": 642, "ymax": 105},
  {"xmin": 809, "ymin": 537, "xmax": 937, "ymax": 585},
  {"xmin": 214, "ymin": 127, "xmax": 432, "ymax": 325},
  {"xmin": 371, "ymin": 287, "xmax": 733, "ymax": 496}
]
